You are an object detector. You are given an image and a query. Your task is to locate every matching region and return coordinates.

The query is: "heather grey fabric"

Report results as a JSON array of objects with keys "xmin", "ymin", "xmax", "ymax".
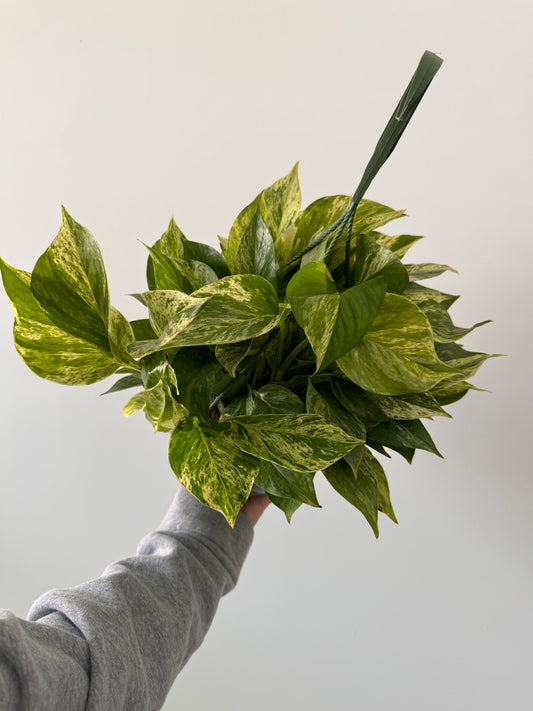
[{"xmin": 0, "ymin": 486, "xmax": 254, "ymax": 711}]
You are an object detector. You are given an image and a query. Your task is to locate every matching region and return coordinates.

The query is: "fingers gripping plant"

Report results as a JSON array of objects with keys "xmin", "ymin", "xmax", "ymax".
[{"xmin": 0, "ymin": 52, "xmax": 498, "ymax": 532}]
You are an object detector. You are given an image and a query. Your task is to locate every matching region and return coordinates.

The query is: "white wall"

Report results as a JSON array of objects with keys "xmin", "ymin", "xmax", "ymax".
[{"xmin": 1, "ymin": 1, "xmax": 531, "ymax": 709}]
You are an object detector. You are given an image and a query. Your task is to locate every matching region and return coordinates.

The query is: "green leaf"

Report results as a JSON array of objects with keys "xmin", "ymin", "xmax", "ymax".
[
  {"xmin": 287, "ymin": 262, "xmax": 386, "ymax": 371},
  {"xmin": 252, "ymin": 384, "xmax": 305, "ymax": 414},
  {"xmin": 368, "ymin": 440, "xmax": 415, "ymax": 463},
  {"xmin": 366, "ymin": 440, "xmax": 391, "ymax": 458},
  {"xmin": 405, "ymin": 263, "xmax": 458, "ymax": 281},
  {"xmin": 221, "ymin": 413, "xmax": 358, "ymax": 472},
  {"xmin": 331, "ymin": 379, "xmax": 387, "ymax": 422},
  {"xmin": 368, "ymin": 419, "xmax": 443, "ymax": 457},
  {"xmin": 172, "ymin": 346, "xmax": 226, "ymax": 420},
  {"xmin": 266, "ymin": 492, "xmax": 302, "ymax": 522},
  {"xmin": 0, "ymin": 257, "xmax": 119, "ymax": 385},
  {"xmin": 374, "ymin": 233, "xmax": 424, "ymax": 259},
  {"xmin": 130, "ymin": 319, "xmax": 158, "ymax": 341},
  {"xmin": 168, "ymin": 416, "xmax": 259, "ymax": 526},
  {"xmin": 306, "ymin": 380, "xmax": 366, "ymax": 442},
  {"xmin": 233, "ymin": 206, "xmax": 276, "ymax": 287},
  {"xmin": 255, "ymin": 459, "xmax": 320, "ymax": 507},
  {"xmin": 127, "ymin": 275, "xmax": 281, "ymax": 358},
  {"xmin": 366, "ymin": 450, "xmax": 397, "ymax": 523},
  {"xmin": 323, "ymin": 449, "xmax": 379, "ymax": 537},
  {"xmin": 100, "ymin": 374, "xmax": 143, "ymax": 395},
  {"xmin": 337, "ymin": 294, "xmax": 457, "ymax": 395}
]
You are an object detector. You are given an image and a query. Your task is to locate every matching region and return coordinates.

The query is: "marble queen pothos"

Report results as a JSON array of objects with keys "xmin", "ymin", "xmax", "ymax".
[{"xmin": 0, "ymin": 51, "xmax": 498, "ymax": 533}]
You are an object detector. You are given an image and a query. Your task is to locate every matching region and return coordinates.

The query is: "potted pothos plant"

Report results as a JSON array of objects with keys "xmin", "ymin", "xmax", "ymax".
[{"xmin": 0, "ymin": 51, "xmax": 497, "ymax": 534}]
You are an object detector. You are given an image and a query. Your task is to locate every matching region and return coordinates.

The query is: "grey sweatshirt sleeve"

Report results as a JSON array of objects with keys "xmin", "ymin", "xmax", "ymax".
[{"xmin": 0, "ymin": 486, "xmax": 254, "ymax": 711}]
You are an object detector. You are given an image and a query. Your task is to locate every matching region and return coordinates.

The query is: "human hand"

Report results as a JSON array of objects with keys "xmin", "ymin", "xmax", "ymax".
[{"xmin": 241, "ymin": 493, "xmax": 270, "ymax": 526}]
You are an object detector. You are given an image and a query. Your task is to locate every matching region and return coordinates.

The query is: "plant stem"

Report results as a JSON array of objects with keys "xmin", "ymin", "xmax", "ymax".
[{"xmin": 275, "ymin": 338, "xmax": 309, "ymax": 381}]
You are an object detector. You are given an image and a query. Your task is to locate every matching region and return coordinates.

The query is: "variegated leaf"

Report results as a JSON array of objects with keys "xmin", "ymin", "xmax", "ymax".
[
  {"xmin": 129, "ymin": 275, "xmax": 281, "ymax": 358},
  {"xmin": 30, "ymin": 207, "xmax": 111, "ymax": 351},
  {"xmin": 141, "ymin": 290, "xmax": 208, "ymax": 336},
  {"xmin": 225, "ymin": 193, "xmax": 262, "ymax": 272},
  {"xmin": 429, "ymin": 342, "xmax": 500, "ymax": 405},
  {"xmin": 434, "ymin": 341, "xmax": 500, "ymax": 380},
  {"xmin": 128, "ymin": 274, "xmax": 280, "ymax": 357},
  {"xmin": 403, "ymin": 282, "xmax": 459, "ymax": 310},
  {"xmin": 233, "ymin": 206, "xmax": 276, "ymax": 287},
  {"xmin": 286, "ymin": 194, "xmax": 351, "ymax": 266},
  {"xmin": 108, "ymin": 305, "xmax": 136, "ymax": 364},
  {"xmin": 122, "ymin": 388, "xmax": 153, "ymax": 417},
  {"xmin": 364, "ymin": 390, "xmax": 451, "ymax": 420},
  {"xmin": 374, "ymin": 233, "xmax": 424, "ymax": 259},
  {"xmin": 168, "ymin": 416, "xmax": 259, "ymax": 526},
  {"xmin": 145, "ymin": 242, "xmax": 218, "ymax": 293},
  {"xmin": 430, "ymin": 379, "xmax": 484, "ymax": 406},
  {"xmin": 337, "ymin": 294, "xmax": 458, "ymax": 395},
  {"xmin": 405, "ymin": 263, "xmax": 458, "ymax": 281},
  {"xmin": 222, "ymin": 413, "xmax": 358, "ymax": 472},
  {"xmin": 146, "ymin": 217, "xmax": 226, "ymax": 289},
  {"xmin": 0, "ymin": 257, "xmax": 119, "ymax": 385},
  {"xmin": 215, "ymin": 340, "xmax": 252, "ymax": 377},
  {"xmin": 326, "ymin": 201, "xmax": 407, "ymax": 272},
  {"xmin": 287, "ymin": 261, "xmax": 386, "ymax": 371},
  {"xmin": 260, "ymin": 162, "xmax": 301, "ymax": 252},
  {"xmin": 349, "ymin": 233, "xmax": 409, "ymax": 294},
  {"xmin": 403, "ymin": 285, "xmax": 490, "ymax": 342}
]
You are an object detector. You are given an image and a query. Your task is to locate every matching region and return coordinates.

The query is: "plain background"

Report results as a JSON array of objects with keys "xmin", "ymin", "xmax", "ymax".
[{"xmin": 1, "ymin": 1, "xmax": 531, "ymax": 709}]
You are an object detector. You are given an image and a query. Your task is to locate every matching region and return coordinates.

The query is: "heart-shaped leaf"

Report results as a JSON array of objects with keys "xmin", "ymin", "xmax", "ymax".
[{"xmin": 287, "ymin": 261, "xmax": 386, "ymax": 371}]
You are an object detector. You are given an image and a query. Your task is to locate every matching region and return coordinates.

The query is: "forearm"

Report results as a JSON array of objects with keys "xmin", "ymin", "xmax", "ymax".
[{"xmin": 1, "ymin": 486, "xmax": 254, "ymax": 711}]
